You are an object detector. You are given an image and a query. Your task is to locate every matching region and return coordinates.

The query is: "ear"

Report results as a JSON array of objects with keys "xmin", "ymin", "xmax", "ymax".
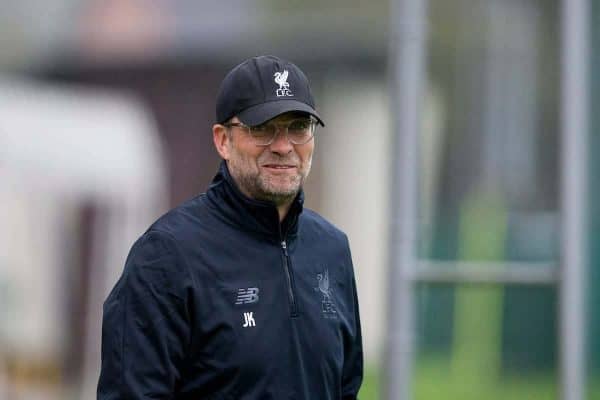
[{"xmin": 213, "ymin": 124, "xmax": 231, "ymax": 160}]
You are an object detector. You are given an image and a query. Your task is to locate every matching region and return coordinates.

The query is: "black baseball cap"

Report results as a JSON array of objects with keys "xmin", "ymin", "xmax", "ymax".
[{"xmin": 216, "ymin": 55, "xmax": 325, "ymax": 127}]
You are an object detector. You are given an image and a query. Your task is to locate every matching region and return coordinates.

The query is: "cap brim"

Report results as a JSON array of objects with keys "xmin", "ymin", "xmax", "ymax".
[{"xmin": 236, "ymin": 100, "xmax": 325, "ymax": 127}]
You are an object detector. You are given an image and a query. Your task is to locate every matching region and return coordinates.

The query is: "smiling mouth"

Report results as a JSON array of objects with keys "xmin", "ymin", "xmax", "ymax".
[{"xmin": 263, "ymin": 164, "xmax": 296, "ymax": 169}]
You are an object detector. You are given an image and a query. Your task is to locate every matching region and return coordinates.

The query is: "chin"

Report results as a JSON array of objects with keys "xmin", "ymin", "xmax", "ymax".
[
  {"xmin": 257, "ymin": 184, "xmax": 300, "ymax": 203},
  {"xmin": 263, "ymin": 176, "xmax": 300, "ymax": 191},
  {"xmin": 267, "ymin": 186, "xmax": 299, "ymax": 198}
]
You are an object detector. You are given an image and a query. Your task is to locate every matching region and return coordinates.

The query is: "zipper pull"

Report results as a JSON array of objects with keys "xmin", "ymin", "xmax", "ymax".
[{"xmin": 281, "ymin": 240, "xmax": 288, "ymax": 256}]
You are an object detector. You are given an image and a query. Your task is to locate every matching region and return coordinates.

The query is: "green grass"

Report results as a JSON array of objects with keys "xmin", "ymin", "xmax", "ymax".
[
  {"xmin": 358, "ymin": 360, "xmax": 600, "ymax": 400},
  {"xmin": 414, "ymin": 356, "xmax": 556, "ymax": 400},
  {"xmin": 358, "ymin": 365, "xmax": 381, "ymax": 399}
]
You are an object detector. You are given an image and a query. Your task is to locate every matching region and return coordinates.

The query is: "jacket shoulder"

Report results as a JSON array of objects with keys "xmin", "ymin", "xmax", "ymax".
[
  {"xmin": 300, "ymin": 208, "xmax": 349, "ymax": 244},
  {"xmin": 145, "ymin": 194, "xmax": 211, "ymax": 241}
]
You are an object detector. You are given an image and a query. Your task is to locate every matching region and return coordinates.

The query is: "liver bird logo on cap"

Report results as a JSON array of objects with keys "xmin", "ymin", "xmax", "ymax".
[{"xmin": 274, "ymin": 70, "xmax": 293, "ymax": 97}]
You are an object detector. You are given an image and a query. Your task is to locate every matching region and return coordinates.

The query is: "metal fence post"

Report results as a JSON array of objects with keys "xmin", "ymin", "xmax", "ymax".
[
  {"xmin": 386, "ymin": 0, "xmax": 428, "ymax": 399},
  {"xmin": 560, "ymin": 0, "xmax": 589, "ymax": 399}
]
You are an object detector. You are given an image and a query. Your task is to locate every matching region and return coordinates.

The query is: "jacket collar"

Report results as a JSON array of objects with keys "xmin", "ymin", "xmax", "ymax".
[{"xmin": 206, "ymin": 161, "xmax": 304, "ymax": 240}]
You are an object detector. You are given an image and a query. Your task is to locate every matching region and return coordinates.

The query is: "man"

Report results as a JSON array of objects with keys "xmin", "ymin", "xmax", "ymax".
[{"xmin": 97, "ymin": 55, "xmax": 363, "ymax": 399}]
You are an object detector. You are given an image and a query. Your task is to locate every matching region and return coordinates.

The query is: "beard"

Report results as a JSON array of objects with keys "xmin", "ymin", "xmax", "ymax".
[{"xmin": 227, "ymin": 148, "xmax": 311, "ymax": 206}]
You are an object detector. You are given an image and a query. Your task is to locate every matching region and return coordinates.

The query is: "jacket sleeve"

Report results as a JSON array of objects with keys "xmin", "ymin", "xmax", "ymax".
[
  {"xmin": 341, "ymin": 239, "xmax": 364, "ymax": 400},
  {"xmin": 97, "ymin": 230, "xmax": 193, "ymax": 399}
]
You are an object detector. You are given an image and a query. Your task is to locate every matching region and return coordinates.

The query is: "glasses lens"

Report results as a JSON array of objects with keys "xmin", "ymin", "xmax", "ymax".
[
  {"xmin": 249, "ymin": 124, "xmax": 276, "ymax": 145},
  {"xmin": 287, "ymin": 119, "xmax": 315, "ymax": 144},
  {"xmin": 248, "ymin": 119, "xmax": 316, "ymax": 145}
]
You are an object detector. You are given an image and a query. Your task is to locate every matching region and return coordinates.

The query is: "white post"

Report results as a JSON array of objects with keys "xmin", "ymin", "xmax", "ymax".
[
  {"xmin": 559, "ymin": 0, "xmax": 589, "ymax": 399},
  {"xmin": 385, "ymin": 0, "xmax": 428, "ymax": 399}
]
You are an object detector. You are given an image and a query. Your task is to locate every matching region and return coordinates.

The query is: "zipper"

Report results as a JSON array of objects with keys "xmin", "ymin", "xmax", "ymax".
[{"xmin": 281, "ymin": 240, "xmax": 298, "ymax": 316}]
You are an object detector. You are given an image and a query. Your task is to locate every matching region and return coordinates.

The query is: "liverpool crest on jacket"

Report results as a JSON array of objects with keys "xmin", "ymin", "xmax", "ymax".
[{"xmin": 315, "ymin": 268, "xmax": 338, "ymax": 318}]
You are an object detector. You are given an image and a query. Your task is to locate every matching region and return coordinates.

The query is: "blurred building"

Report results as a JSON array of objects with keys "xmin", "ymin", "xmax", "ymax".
[{"xmin": 0, "ymin": 78, "xmax": 167, "ymax": 399}]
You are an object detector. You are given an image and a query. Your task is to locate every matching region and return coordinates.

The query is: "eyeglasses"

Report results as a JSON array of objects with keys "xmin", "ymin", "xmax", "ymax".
[{"xmin": 224, "ymin": 118, "xmax": 317, "ymax": 146}]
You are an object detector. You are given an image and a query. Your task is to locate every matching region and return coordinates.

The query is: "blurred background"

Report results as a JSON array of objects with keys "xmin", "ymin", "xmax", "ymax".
[{"xmin": 0, "ymin": 0, "xmax": 598, "ymax": 399}]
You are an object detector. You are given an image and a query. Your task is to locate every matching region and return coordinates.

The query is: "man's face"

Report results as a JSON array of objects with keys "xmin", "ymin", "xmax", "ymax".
[{"xmin": 220, "ymin": 112, "xmax": 315, "ymax": 205}]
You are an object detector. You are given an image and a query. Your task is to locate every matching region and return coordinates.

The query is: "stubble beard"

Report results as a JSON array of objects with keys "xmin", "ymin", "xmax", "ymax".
[{"xmin": 228, "ymin": 150, "xmax": 311, "ymax": 206}]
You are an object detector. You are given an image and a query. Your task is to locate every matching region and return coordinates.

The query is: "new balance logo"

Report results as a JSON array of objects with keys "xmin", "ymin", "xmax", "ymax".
[
  {"xmin": 235, "ymin": 287, "xmax": 260, "ymax": 305},
  {"xmin": 242, "ymin": 312, "xmax": 256, "ymax": 328}
]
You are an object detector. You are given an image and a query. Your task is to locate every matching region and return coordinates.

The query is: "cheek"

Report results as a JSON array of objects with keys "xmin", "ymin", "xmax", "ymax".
[
  {"xmin": 232, "ymin": 143, "xmax": 263, "ymax": 167},
  {"xmin": 298, "ymin": 145, "xmax": 314, "ymax": 167}
]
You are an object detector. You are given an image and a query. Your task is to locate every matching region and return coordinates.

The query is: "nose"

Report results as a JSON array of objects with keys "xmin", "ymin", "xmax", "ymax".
[{"xmin": 268, "ymin": 128, "xmax": 294, "ymax": 155}]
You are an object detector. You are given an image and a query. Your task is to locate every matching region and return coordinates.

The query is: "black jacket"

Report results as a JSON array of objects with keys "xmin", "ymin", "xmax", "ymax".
[{"xmin": 97, "ymin": 162, "xmax": 363, "ymax": 399}]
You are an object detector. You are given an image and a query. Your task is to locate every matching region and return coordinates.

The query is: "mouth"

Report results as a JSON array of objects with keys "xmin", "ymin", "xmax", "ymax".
[{"xmin": 262, "ymin": 164, "xmax": 297, "ymax": 170}]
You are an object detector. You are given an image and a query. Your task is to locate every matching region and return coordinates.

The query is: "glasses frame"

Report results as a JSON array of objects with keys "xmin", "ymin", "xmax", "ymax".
[{"xmin": 223, "ymin": 117, "xmax": 317, "ymax": 146}]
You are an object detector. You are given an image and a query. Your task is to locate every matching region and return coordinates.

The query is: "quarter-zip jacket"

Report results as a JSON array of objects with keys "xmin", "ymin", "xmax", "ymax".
[{"xmin": 97, "ymin": 162, "xmax": 363, "ymax": 399}]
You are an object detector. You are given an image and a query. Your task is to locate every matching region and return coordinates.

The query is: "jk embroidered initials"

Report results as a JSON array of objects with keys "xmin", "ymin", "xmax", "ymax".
[{"xmin": 242, "ymin": 312, "xmax": 256, "ymax": 327}]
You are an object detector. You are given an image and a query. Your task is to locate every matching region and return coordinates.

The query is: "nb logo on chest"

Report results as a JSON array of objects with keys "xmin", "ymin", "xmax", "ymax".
[{"xmin": 235, "ymin": 287, "xmax": 260, "ymax": 305}]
